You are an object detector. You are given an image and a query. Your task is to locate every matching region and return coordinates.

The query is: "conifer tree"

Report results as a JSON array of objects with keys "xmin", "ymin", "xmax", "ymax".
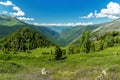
[
  {"xmin": 55, "ymin": 46, "xmax": 63, "ymax": 60},
  {"xmin": 80, "ymin": 31, "xmax": 91, "ymax": 53}
]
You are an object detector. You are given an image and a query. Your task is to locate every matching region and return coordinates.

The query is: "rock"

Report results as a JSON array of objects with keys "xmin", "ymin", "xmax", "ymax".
[
  {"xmin": 102, "ymin": 70, "xmax": 107, "ymax": 76},
  {"xmin": 41, "ymin": 68, "xmax": 48, "ymax": 75}
]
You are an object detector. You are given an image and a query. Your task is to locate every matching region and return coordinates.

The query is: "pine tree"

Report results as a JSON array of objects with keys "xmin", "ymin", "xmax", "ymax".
[
  {"xmin": 68, "ymin": 46, "xmax": 74, "ymax": 54},
  {"xmin": 80, "ymin": 31, "xmax": 91, "ymax": 53},
  {"xmin": 103, "ymin": 35, "xmax": 114, "ymax": 49},
  {"xmin": 55, "ymin": 46, "xmax": 63, "ymax": 60},
  {"xmin": 90, "ymin": 41, "xmax": 95, "ymax": 52},
  {"xmin": 95, "ymin": 40, "xmax": 103, "ymax": 51}
]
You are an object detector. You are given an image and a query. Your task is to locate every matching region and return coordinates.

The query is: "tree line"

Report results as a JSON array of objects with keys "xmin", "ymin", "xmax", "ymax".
[{"xmin": 68, "ymin": 31, "xmax": 120, "ymax": 54}]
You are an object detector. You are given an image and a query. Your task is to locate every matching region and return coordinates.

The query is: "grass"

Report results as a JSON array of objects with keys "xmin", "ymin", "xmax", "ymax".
[{"xmin": 0, "ymin": 46, "xmax": 120, "ymax": 80}]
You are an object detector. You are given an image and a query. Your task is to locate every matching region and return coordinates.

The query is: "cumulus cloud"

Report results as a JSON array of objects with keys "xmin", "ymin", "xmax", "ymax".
[
  {"xmin": 10, "ymin": 6, "xmax": 25, "ymax": 16},
  {"xmin": 95, "ymin": 2, "xmax": 120, "ymax": 19},
  {"xmin": 10, "ymin": 11, "xmax": 25, "ymax": 16},
  {"xmin": 13, "ymin": 6, "xmax": 21, "ymax": 11},
  {"xmin": 79, "ymin": 12, "xmax": 94, "ymax": 19},
  {"xmin": 0, "ymin": 0, "xmax": 25, "ymax": 17},
  {"xmin": 33, "ymin": 22, "xmax": 94, "ymax": 26},
  {"xmin": 0, "ymin": 0, "xmax": 34, "ymax": 21},
  {"xmin": 17, "ymin": 17, "xmax": 34, "ymax": 21},
  {"xmin": 80, "ymin": 2, "xmax": 120, "ymax": 19},
  {"xmin": 0, "ymin": 1, "xmax": 13, "ymax": 6},
  {"xmin": 101, "ymin": 2, "xmax": 120, "ymax": 15}
]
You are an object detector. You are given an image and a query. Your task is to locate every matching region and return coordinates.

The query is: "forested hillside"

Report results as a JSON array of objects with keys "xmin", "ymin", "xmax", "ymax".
[
  {"xmin": 0, "ymin": 15, "xmax": 59, "ymax": 46},
  {"xmin": 69, "ymin": 31, "xmax": 120, "ymax": 54},
  {"xmin": 0, "ymin": 28, "xmax": 54, "ymax": 52}
]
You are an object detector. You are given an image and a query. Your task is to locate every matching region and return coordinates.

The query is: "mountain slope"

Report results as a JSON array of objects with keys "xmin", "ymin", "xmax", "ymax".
[
  {"xmin": 0, "ymin": 14, "xmax": 27, "ymax": 38},
  {"xmin": 45, "ymin": 26, "xmax": 71, "ymax": 33},
  {"xmin": 0, "ymin": 15, "xmax": 59, "ymax": 45},
  {"xmin": 2, "ymin": 15, "xmax": 120, "ymax": 47},
  {"xmin": 0, "ymin": 14, "xmax": 24, "ymax": 26},
  {"xmin": 29, "ymin": 25, "xmax": 59, "ymax": 43},
  {"xmin": 0, "ymin": 24, "xmax": 30, "ymax": 38},
  {"xmin": 0, "ymin": 28, "xmax": 54, "ymax": 51},
  {"xmin": 57, "ymin": 25, "xmax": 100, "ymax": 46},
  {"xmin": 66, "ymin": 19, "xmax": 120, "ymax": 46},
  {"xmin": 93, "ymin": 19, "xmax": 120, "ymax": 36}
]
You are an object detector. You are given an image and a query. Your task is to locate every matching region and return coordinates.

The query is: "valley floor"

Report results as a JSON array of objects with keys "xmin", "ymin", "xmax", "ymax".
[{"xmin": 0, "ymin": 46, "xmax": 120, "ymax": 80}]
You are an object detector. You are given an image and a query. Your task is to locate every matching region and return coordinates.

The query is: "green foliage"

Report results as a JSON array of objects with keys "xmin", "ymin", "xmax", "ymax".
[
  {"xmin": 95, "ymin": 40, "xmax": 104, "ymax": 51},
  {"xmin": 68, "ymin": 46, "xmax": 75, "ymax": 54},
  {"xmin": 57, "ymin": 24, "xmax": 100, "ymax": 46},
  {"xmin": 0, "ymin": 28, "xmax": 54, "ymax": 52},
  {"xmin": 90, "ymin": 41, "xmax": 95, "ymax": 52},
  {"xmin": 68, "ymin": 31, "xmax": 91, "ymax": 54},
  {"xmin": 95, "ymin": 31, "xmax": 120, "ymax": 51},
  {"xmin": 54, "ymin": 46, "xmax": 63, "ymax": 60},
  {"xmin": 80, "ymin": 31, "xmax": 91, "ymax": 53},
  {"xmin": 103, "ymin": 36, "xmax": 113, "ymax": 48},
  {"xmin": 69, "ymin": 31, "xmax": 120, "ymax": 54}
]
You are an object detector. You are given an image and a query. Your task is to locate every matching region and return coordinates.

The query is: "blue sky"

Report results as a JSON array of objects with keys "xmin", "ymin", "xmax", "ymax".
[{"xmin": 0, "ymin": 0, "xmax": 120, "ymax": 26}]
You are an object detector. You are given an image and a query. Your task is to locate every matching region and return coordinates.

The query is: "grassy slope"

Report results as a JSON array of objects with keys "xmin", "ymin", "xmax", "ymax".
[
  {"xmin": 0, "ymin": 46, "xmax": 120, "ymax": 80},
  {"xmin": 57, "ymin": 25, "xmax": 100, "ymax": 46},
  {"xmin": 0, "ymin": 15, "xmax": 24, "ymax": 27},
  {"xmin": 92, "ymin": 19, "xmax": 120, "ymax": 37}
]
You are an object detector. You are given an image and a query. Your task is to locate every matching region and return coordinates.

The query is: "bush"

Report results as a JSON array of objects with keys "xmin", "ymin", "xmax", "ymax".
[{"xmin": 55, "ymin": 46, "xmax": 63, "ymax": 60}]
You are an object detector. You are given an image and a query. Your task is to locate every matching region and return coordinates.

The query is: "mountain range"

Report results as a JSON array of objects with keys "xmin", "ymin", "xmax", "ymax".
[
  {"xmin": 0, "ymin": 14, "xmax": 120, "ymax": 47},
  {"xmin": 0, "ymin": 15, "xmax": 58, "ymax": 44}
]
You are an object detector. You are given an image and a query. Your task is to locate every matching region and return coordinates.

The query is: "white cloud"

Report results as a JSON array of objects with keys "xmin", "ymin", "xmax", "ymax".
[
  {"xmin": 33, "ymin": 22, "xmax": 94, "ymax": 26},
  {"xmin": 0, "ymin": 1, "xmax": 25, "ymax": 17},
  {"xmin": 11, "ymin": 6, "xmax": 25, "ymax": 17},
  {"xmin": 80, "ymin": 2, "xmax": 120, "ymax": 19},
  {"xmin": 13, "ymin": 6, "xmax": 21, "ymax": 11},
  {"xmin": 0, "ymin": 1, "xmax": 13, "ymax": 6},
  {"xmin": 95, "ymin": 2, "xmax": 120, "ymax": 19},
  {"xmin": 11, "ymin": 6, "xmax": 25, "ymax": 16},
  {"xmin": 0, "ymin": 0, "xmax": 34, "ymax": 21},
  {"xmin": 79, "ymin": 12, "xmax": 94, "ymax": 19},
  {"xmin": 17, "ymin": 17, "xmax": 34, "ymax": 21},
  {"xmin": 102, "ymin": 2, "xmax": 120, "ymax": 15},
  {"xmin": 10, "ymin": 11, "xmax": 25, "ymax": 16}
]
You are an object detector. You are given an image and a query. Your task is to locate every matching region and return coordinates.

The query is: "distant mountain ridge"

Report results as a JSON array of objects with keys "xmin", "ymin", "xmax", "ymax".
[
  {"xmin": 0, "ymin": 15, "xmax": 59, "ymax": 45},
  {"xmin": 1, "ymin": 14, "xmax": 120, "ymax": 47},
  {"xmin": 45, "ymin": 26, "xmax": 72, "ymax": 33}
]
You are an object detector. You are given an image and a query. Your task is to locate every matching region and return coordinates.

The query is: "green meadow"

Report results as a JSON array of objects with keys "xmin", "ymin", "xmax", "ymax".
[{"xmin": 0, "ymin": 46, "xmax": 120, "ymax": 80}]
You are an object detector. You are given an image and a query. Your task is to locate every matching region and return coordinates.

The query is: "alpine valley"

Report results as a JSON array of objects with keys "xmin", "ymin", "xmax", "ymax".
[{"xmin": 1, "ymin": 14, "xmax": 120, "ymax": 80}]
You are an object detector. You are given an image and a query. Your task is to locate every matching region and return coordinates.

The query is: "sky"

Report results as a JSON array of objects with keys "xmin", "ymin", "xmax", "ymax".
[{"xmin": 0, "ymin": 0, "xmax": 120, "ymax": 26}]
